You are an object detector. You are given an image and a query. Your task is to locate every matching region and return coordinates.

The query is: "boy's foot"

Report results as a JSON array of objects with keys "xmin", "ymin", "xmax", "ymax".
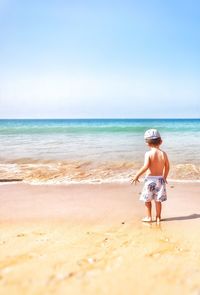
[
  {"xmin": 156, "ymin": 217, "xmax": 161, "ymax": 224},
  {"xmin": 142, "ymin": 217, "xmax": 152, "ymax": 222}
]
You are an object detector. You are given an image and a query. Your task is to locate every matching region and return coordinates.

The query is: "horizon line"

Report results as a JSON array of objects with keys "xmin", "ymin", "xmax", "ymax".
[{"xmin": 0, "ymin": 117, "xmax": 199, "ymax": 120}]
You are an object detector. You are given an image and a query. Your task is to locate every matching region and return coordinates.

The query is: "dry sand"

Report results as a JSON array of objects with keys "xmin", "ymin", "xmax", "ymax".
[{"xmin": 0, "ymin": 182, "xmax": 200, "ymax": 295}]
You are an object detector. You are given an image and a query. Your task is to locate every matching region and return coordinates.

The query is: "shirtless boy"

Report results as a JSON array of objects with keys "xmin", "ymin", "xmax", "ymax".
[{"xmin": 131, "ymin": 129, "xmax": 170, "ymax": 224}]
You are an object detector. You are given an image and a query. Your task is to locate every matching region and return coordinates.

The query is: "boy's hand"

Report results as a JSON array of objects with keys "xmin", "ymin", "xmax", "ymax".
[{"xmin": 131, "ymin": 176, "xmax": 140, "ymax": 185}]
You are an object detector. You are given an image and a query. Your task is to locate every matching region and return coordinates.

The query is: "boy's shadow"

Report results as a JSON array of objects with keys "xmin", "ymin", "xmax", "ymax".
[{"xmin": 163, "ymin": 213, "xmax": 200, "ymax": 222}]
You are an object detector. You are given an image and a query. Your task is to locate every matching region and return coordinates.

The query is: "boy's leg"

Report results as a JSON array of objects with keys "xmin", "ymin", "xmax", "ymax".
[
  {"xmin": 155, "ymin": 201, "xmax": 162, "ymax": 223},
  {"xmin": 142, "ymin": 202, "xmax": 152, "ymax": 222}
]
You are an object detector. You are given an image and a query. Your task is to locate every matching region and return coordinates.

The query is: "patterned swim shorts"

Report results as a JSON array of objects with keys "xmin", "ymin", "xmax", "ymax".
[{"xmin": 140, "ymin": 176, "xmax": 167, "ymax": 202}]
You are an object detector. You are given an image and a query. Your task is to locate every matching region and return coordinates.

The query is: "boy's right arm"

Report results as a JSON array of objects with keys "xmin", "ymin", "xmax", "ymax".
[{"xmin": 131, "ymin": 152, "xmax": 150, "ymax": 184}]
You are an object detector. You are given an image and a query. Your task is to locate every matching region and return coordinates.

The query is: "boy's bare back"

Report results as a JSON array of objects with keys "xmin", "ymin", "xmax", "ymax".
[{"xmin": 146, "ymin": 148, "xmax": 168, "ymax": 177}]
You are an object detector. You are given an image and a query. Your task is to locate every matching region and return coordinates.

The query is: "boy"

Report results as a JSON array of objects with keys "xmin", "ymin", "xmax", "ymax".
[{"xmin": 131, "ymin": 129, "xmax": 170, "ymax": 224}]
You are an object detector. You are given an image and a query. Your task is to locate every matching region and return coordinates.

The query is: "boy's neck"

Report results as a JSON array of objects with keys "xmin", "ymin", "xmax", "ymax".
[{"xmin": 149, "ymin": 145, "xmax": 160, "ymax": 150}]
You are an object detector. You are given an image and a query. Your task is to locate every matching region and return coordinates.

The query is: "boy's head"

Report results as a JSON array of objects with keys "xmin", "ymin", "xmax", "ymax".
[{"xmin": 144, "ymin": 129, "xmax": 162, "ymax": 146}]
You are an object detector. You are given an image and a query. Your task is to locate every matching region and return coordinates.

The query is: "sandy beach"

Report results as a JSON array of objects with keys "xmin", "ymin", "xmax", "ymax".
[{"xmin": 0, "ymin": 182, "xmax": 200, "ymax": 295}]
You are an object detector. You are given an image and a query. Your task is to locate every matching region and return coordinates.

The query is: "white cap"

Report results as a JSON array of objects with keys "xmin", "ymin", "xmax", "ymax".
[{"xmin": 144, "ymin": 129, "xmax": 161, "ymax": 140}]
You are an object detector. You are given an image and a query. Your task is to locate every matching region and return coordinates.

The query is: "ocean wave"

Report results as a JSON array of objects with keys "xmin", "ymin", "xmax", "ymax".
[{"xmin": 0, "ymin": 161, "xmax": 199, "ymax": 184}]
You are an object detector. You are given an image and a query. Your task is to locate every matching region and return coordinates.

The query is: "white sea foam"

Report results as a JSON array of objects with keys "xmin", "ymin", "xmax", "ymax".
[{"xmin": 1, "ymin": 177, "xmax": 200, "ymax": 186}]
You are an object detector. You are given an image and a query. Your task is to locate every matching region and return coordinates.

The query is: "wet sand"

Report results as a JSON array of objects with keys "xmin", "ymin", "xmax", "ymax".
[{"xmin": 0, "ymin": 182, "xmax": 200, "ymax": 295}]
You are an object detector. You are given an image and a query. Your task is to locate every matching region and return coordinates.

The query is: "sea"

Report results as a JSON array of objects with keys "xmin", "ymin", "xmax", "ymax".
[{"xmin": 0, "ymin": 119, "xmax": 199, "ymax": 184}]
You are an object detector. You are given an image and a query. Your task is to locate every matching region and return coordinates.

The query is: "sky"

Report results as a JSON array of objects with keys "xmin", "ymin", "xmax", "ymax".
[{"xmin": 0, "ymin": 0, "xmax": 200, "ymax": 118}]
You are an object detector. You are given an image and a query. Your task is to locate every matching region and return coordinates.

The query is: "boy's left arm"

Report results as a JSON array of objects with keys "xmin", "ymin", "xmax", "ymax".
[
  {"xmin": 131, "ymin": 152, "xmax": 150, "ymax": 184},
  {"xmin": 163, "ymin": 152, "xmax": 170, "ymax": 183}
]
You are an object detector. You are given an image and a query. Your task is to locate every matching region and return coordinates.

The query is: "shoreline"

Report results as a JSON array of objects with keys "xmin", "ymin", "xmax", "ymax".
[
  {"xmin": 0, "ymin": 177, "xmax": 200, "ymax": 186},
  {"xmin": 0, "ymin": 178, "xmax": 200, "ymax": 186}
]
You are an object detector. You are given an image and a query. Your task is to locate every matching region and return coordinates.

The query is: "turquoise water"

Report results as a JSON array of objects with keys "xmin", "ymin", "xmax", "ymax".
[
  {"xmin": 0, "ymin": 119, "xmax": 199, "ymax": 134},
  {"xmin": 0, "ymin": 118, "xmax": 199, "ymax": 162},
  {"xmin": 0, "ymin": 119, "xmax": 199, "ymax": 182}
]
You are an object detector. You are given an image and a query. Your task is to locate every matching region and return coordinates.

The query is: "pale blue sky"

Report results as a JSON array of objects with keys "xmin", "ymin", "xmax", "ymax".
[{"xmin": 0, "ymin": 0, "xmax": 199, "ymax": 118}]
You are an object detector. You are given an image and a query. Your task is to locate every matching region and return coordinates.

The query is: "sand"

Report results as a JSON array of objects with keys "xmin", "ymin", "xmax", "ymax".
[{"xmin": 0, "ymin": 182, "xmax": 200, "ymax": 295}]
